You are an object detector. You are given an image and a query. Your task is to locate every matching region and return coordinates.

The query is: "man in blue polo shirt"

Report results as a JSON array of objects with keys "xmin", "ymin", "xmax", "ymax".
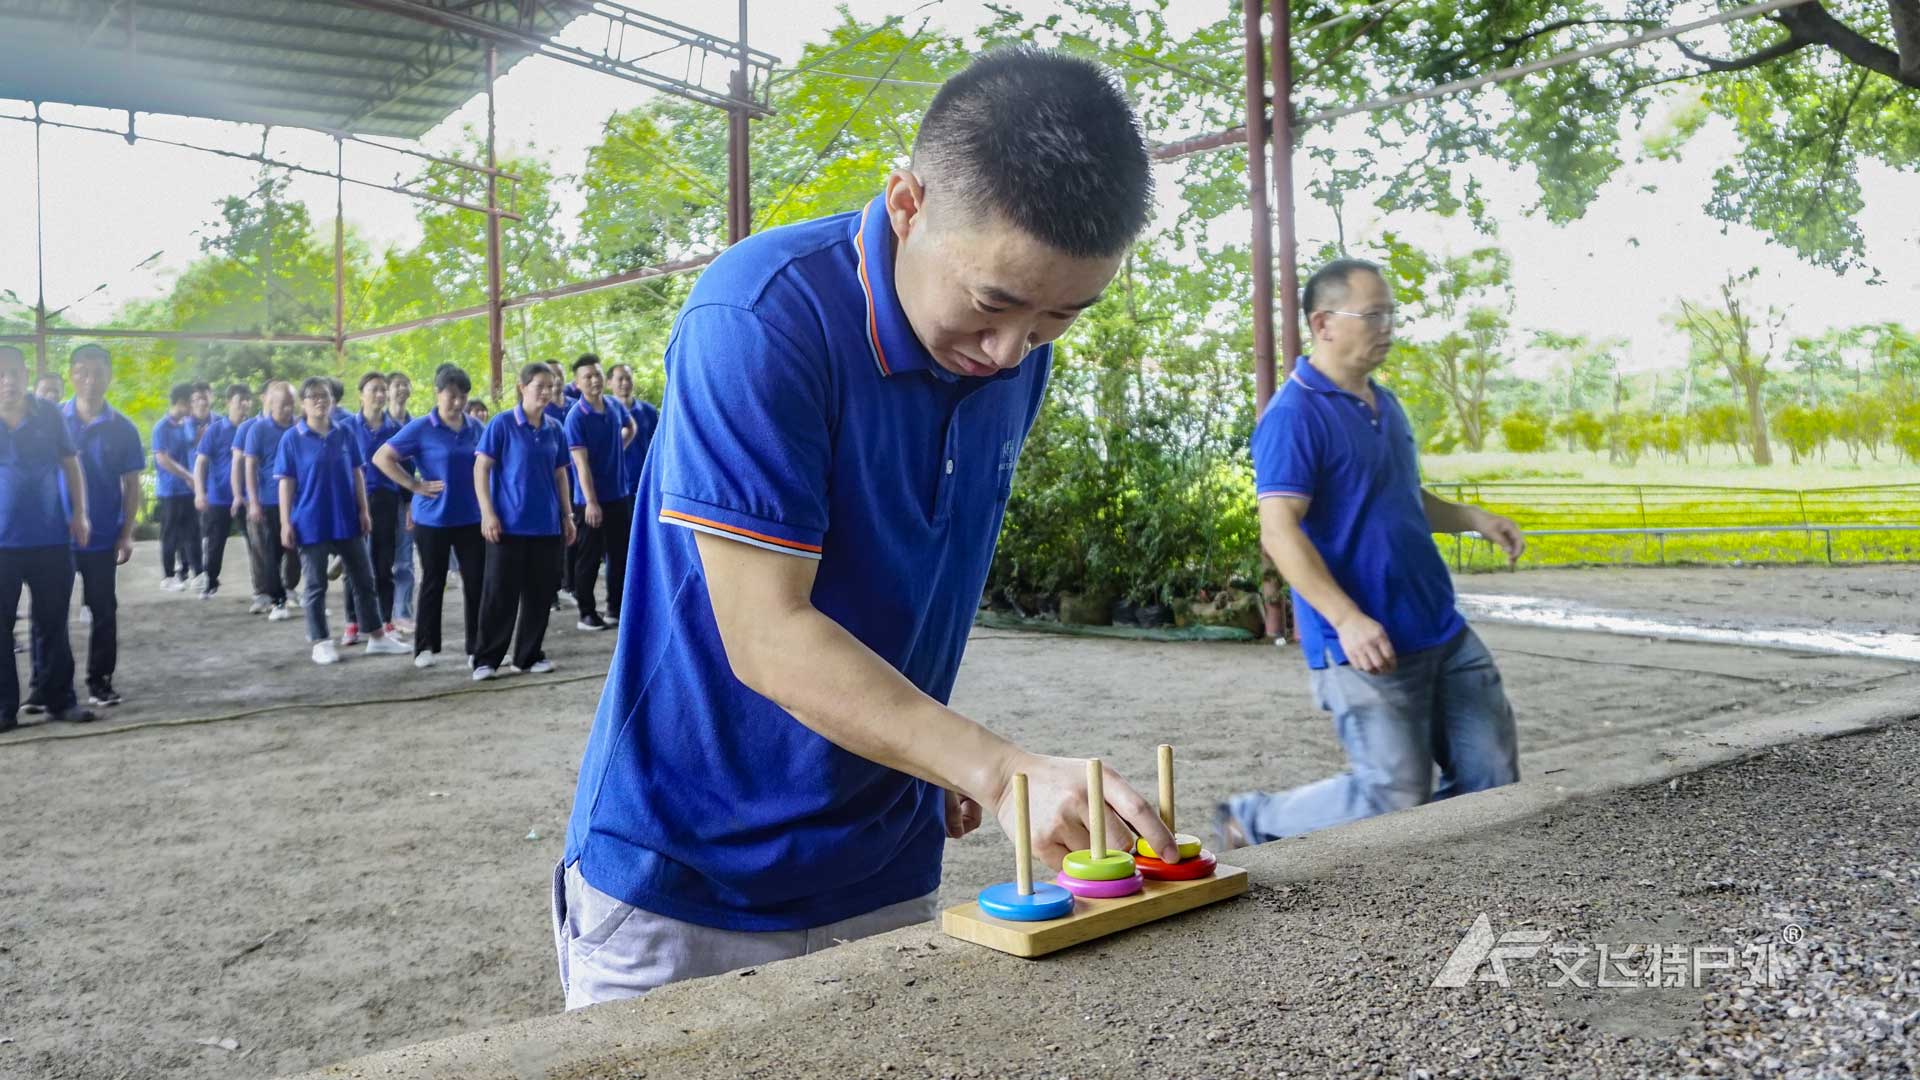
[
  {"xmin": 562, "ymin": 353, "xmax": 633, "ymax": 632},
  {"xmin": 193, "ymin": 382, "xmax": 251, "ymax": 601},
  {"xmin": 151, "ymin": 383, "xmax": 198, "ymax": 591},
  {"xmin": 233, "ymin": 394, "xmax": 268, "ymax": 613},
  {"xmin": 46, "ymin": 345, "xmax": 143, "ymax": 709},
  {"xmin": 1216, "ymin": 259, "xmax": 1528, "ymax": 848},
  {"xmin": 244, "ymin": 381, "xmax": 301, "ymax": 620},
  {"xmin": 1, "ymin": 346, "xmax": 95, "ymax": 730},
  {"xmin": 273, "ymin": 377, "xmax": 409, "ymax": 666},
  {"xmin": 556, "ymin": 48, "xmax": 1177, "ymax": 1005},
  {"xmin": 340, "ymin": 372, "xmax": 406, "ymax": 643}
]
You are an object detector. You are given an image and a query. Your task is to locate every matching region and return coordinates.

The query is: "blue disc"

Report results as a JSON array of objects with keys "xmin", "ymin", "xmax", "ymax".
[{"xmin": 977, "ymin": 881, "xmax": 1074, "ymax": 922}]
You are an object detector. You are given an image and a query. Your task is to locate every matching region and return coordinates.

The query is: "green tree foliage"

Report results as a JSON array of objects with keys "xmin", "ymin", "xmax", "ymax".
[
  {"xmin": 1675, "ymin": 270, "xmax": 1781, "ymax": 465},
  {"xmin": 1499, "ymin": 409, "xmax": 1549, "ymax": 452}
]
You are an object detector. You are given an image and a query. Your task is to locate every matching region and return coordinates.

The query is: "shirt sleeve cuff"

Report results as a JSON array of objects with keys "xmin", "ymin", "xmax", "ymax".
[
  {"xmin": 1257, "ymin": 486, "xmax": 1312, "ymax": 500},
  {"xmin": 658, "ymin": 492, "xmax": 824, "ymax": 561}
]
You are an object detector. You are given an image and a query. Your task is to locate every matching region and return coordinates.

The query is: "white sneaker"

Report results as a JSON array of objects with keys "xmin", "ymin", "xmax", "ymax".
[
  {"xmin": 160, "ymin": 577, "xmax": 185, "ymax": 592},
  {"xmin": 471, "ymin": 665, "xmax": 495, "ymax": 682},
  {"xmin": 287, "ymin": 593, "xmax": 304, "ymax": 609},
  {"xmin": 248, "ymin": 596, "xmax": 271, "ymax": 614},
  {"xmin": 414, "ymin": 650, "xmax": 438, "ymax": 669},
  {"xmin": 527, "ymin": 659, "xmax": 555, "ymax": 675},
  {"xmin": 188, "ymin": 573, "xmax": 207, "ymax": 592},
  {"xmin": 311, "ymin": 640, "xmax": 340, "ymax": 665},
  {"xmin": 339, "ymin": 624, "xmax": 364, "ymax": 647},
  {"xmin": 267, "ymin": 604, "xmax": 291, "ymax": 621},
  {"xmin": 365, "ymin": 636, "xmax": 408, "ymax": 657}
]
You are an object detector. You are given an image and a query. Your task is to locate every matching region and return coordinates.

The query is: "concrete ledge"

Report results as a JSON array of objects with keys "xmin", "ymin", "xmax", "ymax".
[{"xmin": 288, "ymin": 675, "xmax": 1920, "ymax": 1080}]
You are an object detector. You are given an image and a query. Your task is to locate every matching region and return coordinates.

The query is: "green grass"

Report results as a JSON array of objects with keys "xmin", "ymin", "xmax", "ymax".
[{"xmin": 1425, "ymin": 449, "xmax": 1916, "ymax": 489}]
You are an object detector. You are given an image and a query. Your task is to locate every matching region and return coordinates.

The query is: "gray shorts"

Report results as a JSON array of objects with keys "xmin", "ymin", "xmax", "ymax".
[{"xmin": 550, "ymin": 861, "xmax": 938, "ymax": 1009}]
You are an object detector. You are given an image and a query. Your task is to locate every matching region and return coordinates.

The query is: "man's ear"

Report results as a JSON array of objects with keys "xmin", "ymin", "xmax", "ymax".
[{"xmin": 883, "ymin": 169, "xmax": 928, "ymax": 242}]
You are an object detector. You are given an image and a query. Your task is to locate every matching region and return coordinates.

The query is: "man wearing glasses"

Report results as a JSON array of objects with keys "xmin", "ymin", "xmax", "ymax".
[{"xmin": 1216, "ymin": 258, "xmax": 1527, "ymax": 846}]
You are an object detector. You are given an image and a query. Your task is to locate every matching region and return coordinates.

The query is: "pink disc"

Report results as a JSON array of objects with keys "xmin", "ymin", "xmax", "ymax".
[{"xmin": 1055, "ymin": 870, "xmax": 1144, "ymax": 899}]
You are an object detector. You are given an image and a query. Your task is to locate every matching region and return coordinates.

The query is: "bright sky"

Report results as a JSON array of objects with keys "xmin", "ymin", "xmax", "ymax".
[{"xmin": 1, "ymin": 0, "xmax": 1913, "ymax": 377}]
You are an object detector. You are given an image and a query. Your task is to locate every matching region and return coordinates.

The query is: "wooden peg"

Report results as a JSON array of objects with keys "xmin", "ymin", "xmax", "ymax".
[
  {"xmin": 1157, "ymin": 743, "xmax": 1176, "ymax": 833},
  {"xmin": 1013, "ymin": 772, "xmax": 1033, "ymax": 896},
  {"xmin": 1087, "ymin": 758, "xmax": 1105, "ymax": 859}
]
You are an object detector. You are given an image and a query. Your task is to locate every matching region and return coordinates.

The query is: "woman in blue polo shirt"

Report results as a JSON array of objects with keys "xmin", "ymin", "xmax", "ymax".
[
  {"xmin": 340, "ymin": 372, "xmax": 405, "ymax": 644},
  {"xmin": 375, "ymin": 365, "xmax": 483, "ymax": 670},
  {"xmin": 272, "ymin": 377, "xmax": 410, "ymax": 667},
  {"xmin": 472, "ymin": 362, "xmax": 575, "ymax": 681}
]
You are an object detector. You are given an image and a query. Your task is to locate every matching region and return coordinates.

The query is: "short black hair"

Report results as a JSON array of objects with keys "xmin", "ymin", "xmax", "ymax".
[
  {"xmin": 386, "ymin": 370, "xmax": 411, "ymax": 385},
  {"xmin": 434, "ymin": 365, "xmax": 472, "ymax": 395},
  {"xmin": 358, "ymin": 370, "xmax": 387, "ymax": 391},
  {"xmin": 466, "ymin": 399, "xmax": 490, "ymax": 415},
  {"xmin": 299, "ymin": 376, "xmax": 332, "ymax": 402},
  {"xmin": 169, "ymin": 382, "xmax": 195, "ymax": 406},
  {"xmin": 1302, "ymin": 258, "xmax": 1385, "ymax": 316},
  {"xmin": 571, "ymin": 353, "xmax": 601, "ymax": 374},
  {"xmin": 191, "ymin": 381, "xmax": 212, "ymax": 395},
  {"xmin": 70, "ymin": 344, "xmax": 110, "ymax": 371},
  {"xmin": 224, "ymin": 383, "xmax": 250, "ymax": 401},
  {"xmin": 912, "ymin": 47, "xmax": 1151, "ymax": 258},
  {"xmin": 518, "ymin": 361, "xmax": 553, "ymax": 387},
  {"xmin": 325, "ymin": 376, "xmax": 345, "ymax": 401}
]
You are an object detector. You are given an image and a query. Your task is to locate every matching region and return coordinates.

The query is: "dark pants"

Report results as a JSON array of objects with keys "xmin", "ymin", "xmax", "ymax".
[
  {"xmin": 477, "ymin": 534, "xmax": 562, "ymax": 671},
  {"xmin": 201, "ymin": 504, "xmax": 235, "ymax": 590},
  {"xmin": 416, "ymin": 523, "xmax": 485, "ymax": 657},
  {"xmin": 159, "ymin": 495, "xmax": 201, "ymax": 579},
  {"xmin": 571, "ymin": 496, "xmax": 633, "ymax": 620},
  {"xmin": 3, "ymin": 545, "xmax": 76, "ymax": 720},
  {"xmin": 346, "ymin": 489, "xmax": 399, "ymax": 628},
  {"xmin": 247, "ymin": 506, "xmax": 301, "ymax": 605},
  {"xmin": 29, "ymin": 548, "xmax": 118, "ymax": 693}
]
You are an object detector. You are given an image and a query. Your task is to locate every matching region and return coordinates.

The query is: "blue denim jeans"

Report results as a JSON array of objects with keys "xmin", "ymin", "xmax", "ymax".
[
  {"xmin": 1226, "ymin": 627, "xmax": 1519, "ymax": 843},
  {"xmin": 299, "ymin": 537, "xmax": 380, "ymax": 644},
  {"xmin": 392, "ymin": 514, "xmax": 417, "ymax": 621}
]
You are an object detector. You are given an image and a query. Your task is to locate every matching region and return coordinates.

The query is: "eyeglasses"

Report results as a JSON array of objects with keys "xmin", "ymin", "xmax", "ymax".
[{"xmin": 1324, "ymin": 309, "xmax": 1402, "ymax": 330}]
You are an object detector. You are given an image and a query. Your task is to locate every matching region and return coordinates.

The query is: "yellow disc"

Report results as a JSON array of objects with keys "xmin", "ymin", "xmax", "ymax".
[
  {"xmin": 1061, "ymin": 848, "xmax": 1137, "ymax": 881},
  {"xmin": 1136, "ymin": 833, "xmax": 1203, "ymax": 860}
]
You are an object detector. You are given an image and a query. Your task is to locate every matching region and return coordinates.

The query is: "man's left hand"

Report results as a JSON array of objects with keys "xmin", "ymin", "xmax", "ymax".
[
  {"xmin": 1473, "ymin": 509, "xmax": 1526, "ymax": 565},
  {"xmin": 945, "ymin": 788, "xmax": 984, "ymax": 839}
]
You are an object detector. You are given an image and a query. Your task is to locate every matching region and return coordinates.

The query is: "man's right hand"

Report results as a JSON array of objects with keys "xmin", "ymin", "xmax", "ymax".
[
  {"xmin": 248, "ymin": 504, "xmax": 265, "ymax": 525},
  {"xmin": 1334, "ymin": 613, "xmax": 1396, "ymax": 674},
  {"xmin": 481, "ymin": 513, "xmax": 504, "ymax": 544},
  {"xmin": 991, "ymin": 753, "xmax": 1177, "ymax": 870}
]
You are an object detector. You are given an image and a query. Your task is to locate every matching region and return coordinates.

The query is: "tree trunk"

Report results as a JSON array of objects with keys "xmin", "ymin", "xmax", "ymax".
[{"xmin": 1744, "ymin": 380, "xmax": 1774, "ymax": 466}]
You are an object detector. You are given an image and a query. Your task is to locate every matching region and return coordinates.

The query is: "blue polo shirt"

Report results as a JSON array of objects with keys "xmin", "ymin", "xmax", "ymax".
[
  {"xmin": 619, "ymin": 399, "xmax": 659, "ymax": 499},
  {"xmin": 477, "ymin": 406, "xmax": 569, "ymax": 537},
  {"xmin": 242, "ymin": 417, "xmax": 295, "ymax": 507},
  {"xmin": 195, "ymin": 415, "xmax": 240, "ymax": 506},
  {"xmin": 340, "ymin": 411, "xmax": 406, "ymax": 494},
  {"xmin": 564, "ymin": 396, "xmax": 628, "ymax": 505},
  {"xmin": 564, "ymin": 195, "xmax": 1051, "ymax": 932},
  {"xmin": 60, "ymin": 401, "xmax": 145, "ymax": 553},
  {"xmin": 272, "ymin": 420, "xmax": 365, "ymax": 546},
  {"xmin": 385, "ymin": 409, "xmax": 482, "ymax": 528},
  {"xmin": 1, "ymin": 396, "xmax": 78, "ymax": 549},
  {"xmin": 1253, "ymin": 358, "xmax": 1462, "ymax": 669},
  {"xmin": 151, "ymin": 413, "xmax": 193, "ymax": 498},
  {"xmin": 233, "ymin": 417, "xmax": 260, "ymax": 505}
]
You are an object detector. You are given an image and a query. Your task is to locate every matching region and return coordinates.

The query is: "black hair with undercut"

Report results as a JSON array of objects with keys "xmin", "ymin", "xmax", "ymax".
[
  {"xmin": 358, "ymin": 370, "xmax": 388, "ymax": 392},
  {"xmin": 1302, "ymin": 258, "xmax": 1385, "ymax": 317},
  {"xmin": 169, "ymin": 382, "xmax": 194, "ymax": 406},
  {"xmin": 70, "ymin": 344, "xmax": 111, "ymax": 371},
  {"xmin": 572, "ymin": 353, "xmax": 601, "ymax": 373},
  {"xmin": 518, "ymin": 361, "xmax": 553, "ymax": 387},
  {"xmin": 911, "ymin": 47, "xmax": 1152, "ymax": 259},
  {"xmin": 435, "ymin": 365, "xmax": 472, "ymax": 395}
]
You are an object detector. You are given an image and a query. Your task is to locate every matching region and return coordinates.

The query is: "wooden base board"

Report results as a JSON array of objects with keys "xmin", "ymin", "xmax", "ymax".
[{"xmin": 941, "ymin": 864, "xmax": 1248, "ymax": 958}]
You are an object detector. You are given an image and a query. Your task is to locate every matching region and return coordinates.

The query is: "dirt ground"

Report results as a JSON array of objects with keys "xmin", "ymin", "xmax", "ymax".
[{"xmin": 1, "ymin": 547, "xmax": 1914, "ymax": 1079}]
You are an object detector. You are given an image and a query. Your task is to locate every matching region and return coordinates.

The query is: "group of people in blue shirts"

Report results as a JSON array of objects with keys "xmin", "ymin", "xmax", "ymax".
[{"xmin": 1, "ymin": 345, "xmax": 657, "ymax": 731}]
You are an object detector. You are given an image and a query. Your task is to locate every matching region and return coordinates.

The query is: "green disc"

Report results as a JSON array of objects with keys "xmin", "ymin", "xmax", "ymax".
[{"xmin": 1062, "ymin": 848, "xmax": 1138, "ymax": 881}]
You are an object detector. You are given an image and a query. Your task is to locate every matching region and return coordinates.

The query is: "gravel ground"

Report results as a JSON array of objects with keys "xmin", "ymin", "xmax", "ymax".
[{"xmin": 3, "ymin": 552, "xmax": 1914, "ymax": 1078}]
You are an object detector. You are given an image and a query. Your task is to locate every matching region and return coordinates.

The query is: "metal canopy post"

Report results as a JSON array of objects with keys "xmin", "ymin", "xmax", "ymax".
[
  {"xmin": 1242, "ymin": 2, "xmax": 1276, "ymax": 414},
  {"xmin": 334, "ymin": 135, "xmax": 346, "ymax": 368},
  {"xmin": 727, "ymin": 0, "xmax": 752, "ymax": 243},
  {"xmin": 1271, "ymin": 0, "xmax": 1302, "ymax": 382},
  {"xmin": 484, "ymin": 44, "xmax": 504, "ymax": 401},
  {"xmin": 32, "ymin": 101, "xmax": 47, "ymax": 379}
]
